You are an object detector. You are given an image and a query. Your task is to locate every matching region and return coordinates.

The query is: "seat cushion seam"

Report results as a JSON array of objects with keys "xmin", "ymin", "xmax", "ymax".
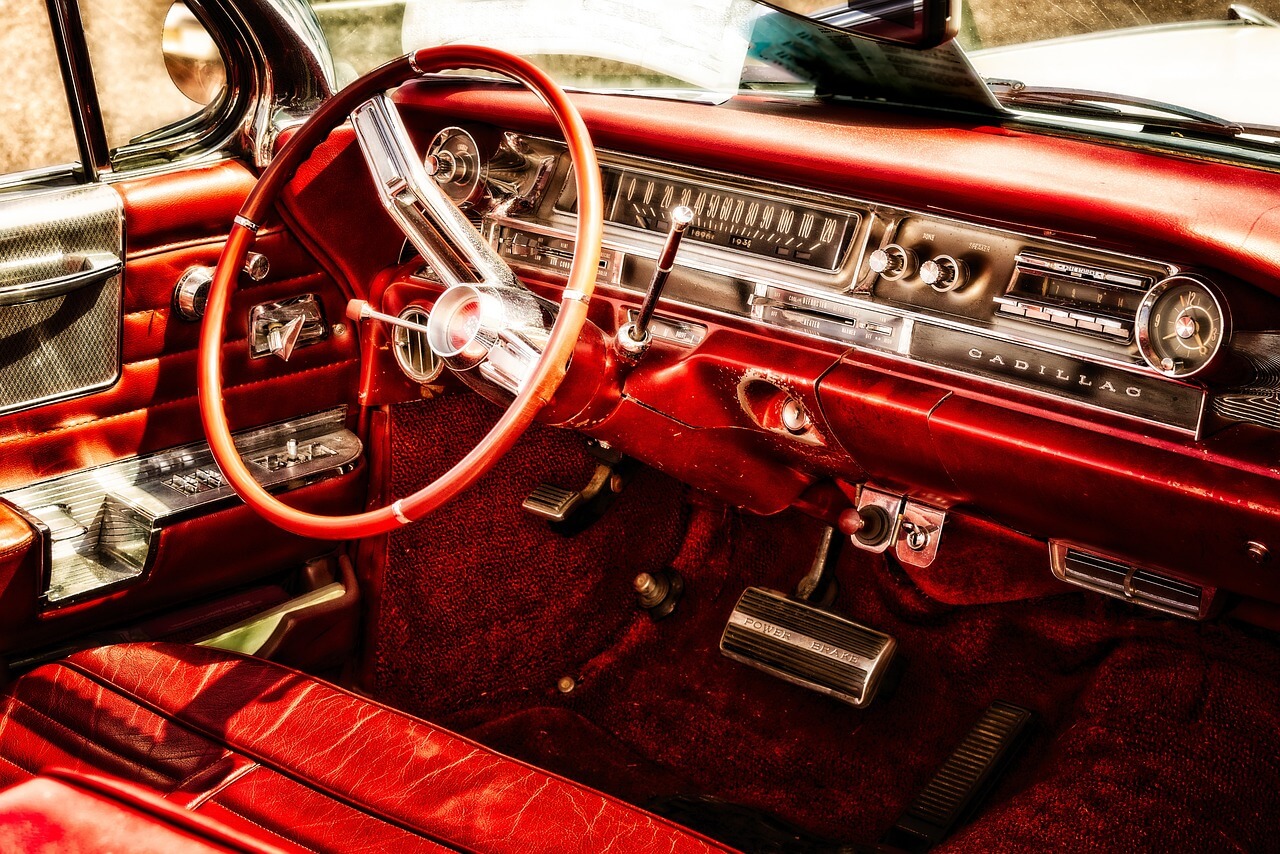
[
  {"xmin": 198, "ymin": 801, "xmax": 320, "ymax": 854},
  {"xmin": 210, "ymin": 766, "xmax": 471, "ymax": 850},
  {"xmin": 59, "ymin": 658, "xmax": 470, "ymax": 854},
  {"xmin": 167, "ymin": 748, "xmax": 242, "ymax": 799},
  {"xmin": 0, "ymin": 747, "xmax": 36, "ymax": 778},
  {"xmin": 3, "ymin": 692, "xmax": 212, "ymax": 789},
  {"xmin": 186, "ymin": 760, "xmax": 261, "ymax": 810}
]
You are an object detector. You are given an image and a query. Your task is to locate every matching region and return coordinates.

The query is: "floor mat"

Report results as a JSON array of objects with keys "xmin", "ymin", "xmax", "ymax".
[{"xmin": 375, "ymin": 396, "xmax": 1280, "ymax": 851}]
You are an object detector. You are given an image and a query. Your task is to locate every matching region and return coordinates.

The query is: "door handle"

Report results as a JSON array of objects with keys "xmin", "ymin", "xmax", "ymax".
[{"xmin": 0, "ymin": 251, "xmax": 122, "ymax": 307}]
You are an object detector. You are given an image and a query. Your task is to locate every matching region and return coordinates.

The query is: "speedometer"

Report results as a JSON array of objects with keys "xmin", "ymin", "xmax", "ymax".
[
  {"xmin": 1136, "ymin": 275, "xmax": 1228, "ymax": 378},
  {"xmin": 561, "ymin": 165, "xmax": 858, "ymax": 272}
]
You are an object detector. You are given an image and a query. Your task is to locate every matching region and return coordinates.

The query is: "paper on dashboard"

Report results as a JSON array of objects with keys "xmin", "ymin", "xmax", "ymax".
[{"xmin": 401, "ymin": 0, "xmax": 758, "ymax": 95}]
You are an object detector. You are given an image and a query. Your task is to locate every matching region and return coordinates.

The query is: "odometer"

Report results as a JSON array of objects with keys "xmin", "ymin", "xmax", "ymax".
[{"xmin": 563, "ymin": 165, "xmax": 858, "ymax": 271}]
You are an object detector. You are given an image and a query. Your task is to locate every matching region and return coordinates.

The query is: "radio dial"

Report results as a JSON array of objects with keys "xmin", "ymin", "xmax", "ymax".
[
  {"xmin": 868, "ymin": 244, "xmax": 916, "ymax": 281},
  {"xmin": 920, "ymin": 255, "xmax": 967, "ymax": 292}
]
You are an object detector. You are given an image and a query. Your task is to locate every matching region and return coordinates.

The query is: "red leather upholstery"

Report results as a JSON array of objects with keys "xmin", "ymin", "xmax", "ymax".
[
  {"xmin": 0, "ymin": 772, "xmax": 299, "ymax": 853},
  {"xmin": 0, "ymin": 643, "xmax": 733, "ymax": 853}
]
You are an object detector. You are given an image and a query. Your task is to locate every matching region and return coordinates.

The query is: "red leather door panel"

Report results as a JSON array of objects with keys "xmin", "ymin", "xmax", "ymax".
[{"xmin": 0, "ymin": 159, "xmax": 364, "ymax": 653}]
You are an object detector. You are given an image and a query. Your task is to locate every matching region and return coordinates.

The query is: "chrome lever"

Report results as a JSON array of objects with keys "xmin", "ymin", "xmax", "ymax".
[
  {"xmin": 345, "ymin": 299, "xmax": 431, "ymax": 335},
  {"xmin": 616, "ymin": 205, "xmax": 693, "ymax": 358}
]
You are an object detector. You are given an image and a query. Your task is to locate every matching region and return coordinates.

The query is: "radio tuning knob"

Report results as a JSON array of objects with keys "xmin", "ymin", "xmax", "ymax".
[
  {"xmin": 868, "ymin": 243, "xmax": 916, "ymax": 281},
  {"xmin": 919, "ymin": 254, "xmax": 968, "ymax": 292}
]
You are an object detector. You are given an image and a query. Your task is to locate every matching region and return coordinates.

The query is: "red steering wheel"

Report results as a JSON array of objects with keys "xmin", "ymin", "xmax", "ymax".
[{"xmin": 198, "ymin": 46, "xmax": 604, "ymax": 540}]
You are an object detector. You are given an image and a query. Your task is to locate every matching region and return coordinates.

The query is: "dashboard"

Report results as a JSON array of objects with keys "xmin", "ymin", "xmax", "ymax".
[
  {"xmin": 458, "ymin": 134, "xmax": 1274, "ymax": 440},
  {"xmin": 343, "ymin": 84, "xmax": 1280, "ymax": 624}
]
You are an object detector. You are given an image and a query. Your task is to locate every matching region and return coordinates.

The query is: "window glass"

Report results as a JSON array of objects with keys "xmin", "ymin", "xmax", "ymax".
[
  {"xmin": 0, "ymin": 0, "xmax": 81, "ymax": 174},
  {"xmin": 79, "ymin": 0, "xmax": 226, "ymax": 152},
  {"xmin": 312, "ymin": 0, "xmax": 408, "ymax": 85},
  {"xmin": 960, "ymin": 0, "xmax": 1280, "ymax": 49}
]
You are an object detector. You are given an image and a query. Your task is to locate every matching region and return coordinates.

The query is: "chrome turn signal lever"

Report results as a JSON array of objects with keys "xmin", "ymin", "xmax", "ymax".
[
  {"xmin": 616, "ymin": 205, "xmax": 694, "ymax": 359},
  {"xmin": 346, "ymin": 299, "xmax": 431, "ymax": 335}
]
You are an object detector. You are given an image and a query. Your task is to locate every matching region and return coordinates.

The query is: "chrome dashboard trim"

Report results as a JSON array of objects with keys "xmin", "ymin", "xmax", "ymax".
[
  {"xmin": 490, "ymin": 212, "xmax": 1205, "ymax": 436},
  {"xmin": 561, "ymin": 159, "xmax": 865, "ymax": 274},
  {"xmin": 491, "ymin": 141, "xmax": 1207, "ymax": 436}
]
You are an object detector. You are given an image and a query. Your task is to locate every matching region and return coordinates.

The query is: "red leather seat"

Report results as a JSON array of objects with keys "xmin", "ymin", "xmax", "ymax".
[{"xmin": 0, "ymin": 643, "xmax": 732, "ymax": 853}]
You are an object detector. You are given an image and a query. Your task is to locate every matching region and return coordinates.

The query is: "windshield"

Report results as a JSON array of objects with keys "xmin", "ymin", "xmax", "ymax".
[
  {"xmin": 308, "ymin": 0, "xmax": 1280, "ymax": 154},
  {"xmin": 313, "ymin": 0, "xmax": 764, "ymax": 97},
  {"xmin": 961, "ymin": 0, "xmax": 1280, "ymax": 130}
]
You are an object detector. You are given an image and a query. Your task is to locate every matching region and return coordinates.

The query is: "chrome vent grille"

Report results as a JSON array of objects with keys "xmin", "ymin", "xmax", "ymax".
[
  {"xmin": 1050, "ymin": 542, "xmax": 1211, "ymax": 619},
  {"xmin": 392, "ymin": 306, "xmax": 442, "ymax": 383},
  {"xmin": 1213, "ymin": 392, "xmax": 1280, "ymax": 431}
]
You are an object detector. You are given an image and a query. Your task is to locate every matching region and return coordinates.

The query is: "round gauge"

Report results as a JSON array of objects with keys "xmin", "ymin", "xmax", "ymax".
[
  {"xmin": 425, "ymin": 127, "xmax": 484, "ymax": 208},
  {"xmin": 1135, "ymin": 275, "xmax": 1228, "ymax": 378}
]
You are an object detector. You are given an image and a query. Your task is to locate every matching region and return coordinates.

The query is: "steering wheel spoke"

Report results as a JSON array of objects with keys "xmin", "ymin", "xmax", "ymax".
[{"xmin": 351, "ymin": 93, "xmax": 517, "ymax": 291}]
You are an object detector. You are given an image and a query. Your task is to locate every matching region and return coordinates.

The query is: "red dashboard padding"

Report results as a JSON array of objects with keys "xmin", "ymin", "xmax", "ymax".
[
  {"xmin": 0, "ymin": 773, "xmax": 297, "ymax": 853},
  {"xmin": 0, "ymin": 643, "xmax": 734, "ymax": 854}
]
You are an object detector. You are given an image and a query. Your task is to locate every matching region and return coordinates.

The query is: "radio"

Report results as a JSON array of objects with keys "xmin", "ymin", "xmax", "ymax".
[{"xmin": 994, "ymin": 253, "xmax": 1155, "ymax": 342}]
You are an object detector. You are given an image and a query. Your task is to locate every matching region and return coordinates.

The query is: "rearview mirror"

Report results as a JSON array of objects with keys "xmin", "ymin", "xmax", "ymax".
[{"xmin": 761, "ymin": 0, "xmax": 959, "ymax": 48}]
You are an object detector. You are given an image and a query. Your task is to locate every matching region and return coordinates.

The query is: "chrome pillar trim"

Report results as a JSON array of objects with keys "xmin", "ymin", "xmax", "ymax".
[
  {"xmin": 221, "ymin": 0, "xmax": 336, "ymax": 166},
  {"xmin": 351, "ymin": 94, "xmax": 519, "ymax": 291},
  {"xmin": 233, "ymin": 214, "xmax": 261, "ymax": 232}
]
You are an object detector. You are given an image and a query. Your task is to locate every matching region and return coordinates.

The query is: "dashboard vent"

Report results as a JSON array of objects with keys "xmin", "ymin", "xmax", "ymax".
[
  {"xmin": 1049, "ymin": 542, "xmax": 1213, "ymax": 620},
  {"xmin": 392, "ymin": 306, "xmax": 442, "ymax": 384}
]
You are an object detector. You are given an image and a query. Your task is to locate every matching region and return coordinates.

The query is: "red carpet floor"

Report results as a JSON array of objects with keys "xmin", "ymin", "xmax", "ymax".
[{"xmin": 373, "ymin": 395, "xmax": 1280, "ymax": 852}]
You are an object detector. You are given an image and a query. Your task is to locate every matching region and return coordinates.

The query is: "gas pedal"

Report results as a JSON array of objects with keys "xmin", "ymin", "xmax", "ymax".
[
  {"xmin": 882, "ymin": 701, "xmax": 1033, "ymax": 852},
  {"xmin": 719, "ymin": 587, "xmax": 896, "ymax": 708}
]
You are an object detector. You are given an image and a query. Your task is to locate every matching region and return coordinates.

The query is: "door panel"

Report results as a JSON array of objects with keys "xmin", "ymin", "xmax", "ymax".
[{"xmin": 0, "ymin": 159, "xmax": 364, "ymax": 654}]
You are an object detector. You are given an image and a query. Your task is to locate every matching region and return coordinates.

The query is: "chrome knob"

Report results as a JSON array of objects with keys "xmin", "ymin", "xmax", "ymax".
[
  {"xmin": 173, "ymin": 266, "xmax": 214, "ymax": 321},
  {"xmin": 174, "ymin": 253, "xmax": 271, "ymax": 321},
  {"xmin": 780, "ymin": 397, "xmax": 810, "ymax": 433},
  {"xmin": 919, "ymin": 254, "xmax": 967, "ymax": 292},
  {"xmin": 243, "ymin": 251, "xmax": 270, "ymax": 282},
  {"xmin": 868, "ymin": 244, "xmax": 916, "ymax": 281}
]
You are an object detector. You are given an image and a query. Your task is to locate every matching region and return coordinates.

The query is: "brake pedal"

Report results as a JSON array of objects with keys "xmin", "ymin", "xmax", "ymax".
[
  {"xmin": 522, "ymin": 440, "xmax": 636, "ymax": 535},
  {"xmin": 882, "ymin": 701, "xmax": 1033, "ymax": 852},
  {"xmin": 719, "ymin": 587, "xmax": 896, "ymax": 708},
  {"xmin": 522, "ymin": 482, "xmax": 581, "ymax": 522}
]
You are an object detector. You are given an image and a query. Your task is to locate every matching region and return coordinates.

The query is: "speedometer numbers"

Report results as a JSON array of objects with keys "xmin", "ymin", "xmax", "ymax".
[
  {"xmin": 603, "ymin": 168, "xmax": 856, "ymax": 271},
  {"xmin": 1136, "ymin": 276, "xmax": 1228, "ymax": 378}
]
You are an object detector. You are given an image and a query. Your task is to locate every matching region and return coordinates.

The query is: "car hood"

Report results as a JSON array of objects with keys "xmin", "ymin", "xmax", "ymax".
[{"xmin": 969, "ymin": 21, "xmax": 1280, "ymax": 128}]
